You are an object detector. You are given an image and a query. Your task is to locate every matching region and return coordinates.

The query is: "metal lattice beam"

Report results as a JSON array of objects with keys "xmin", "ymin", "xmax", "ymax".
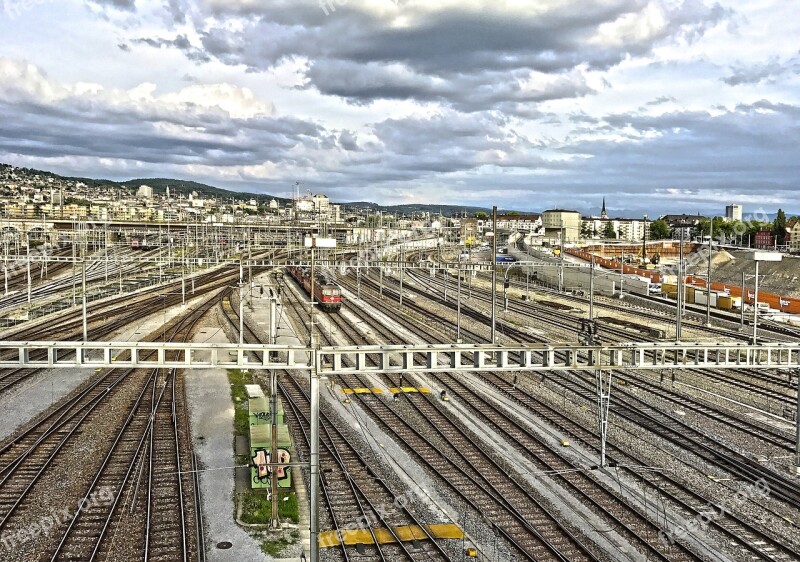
[{"xmin": 0, "ymin": 341, "xmax": 797, "ymax": 372}]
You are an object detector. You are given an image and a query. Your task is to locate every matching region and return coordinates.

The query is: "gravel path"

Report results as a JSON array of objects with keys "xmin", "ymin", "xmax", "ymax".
[{"xmin": 185, "ymin": 312, "xmax": 270, "ymax": 562}]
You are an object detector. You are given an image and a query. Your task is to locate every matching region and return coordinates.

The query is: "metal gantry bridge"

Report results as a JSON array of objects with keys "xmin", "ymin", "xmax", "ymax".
[
  {"xmin": 3, "ymin": 340, "xmax": 797, "ymax": 372},
  {"xmin": 2, "ymin": 339, "xmax": 798, "ymax": 562}
]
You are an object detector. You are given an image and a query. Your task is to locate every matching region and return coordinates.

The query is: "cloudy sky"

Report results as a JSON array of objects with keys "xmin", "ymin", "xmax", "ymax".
[{"xmin": 0, "ymin": 0, "xmax": 798, "ymax": 215}]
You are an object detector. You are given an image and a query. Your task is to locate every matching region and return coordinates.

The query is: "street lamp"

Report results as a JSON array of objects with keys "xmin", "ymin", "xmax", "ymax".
[{"xmin": 751, "ymin": 251, "xmax": 782, "ymax": 345}]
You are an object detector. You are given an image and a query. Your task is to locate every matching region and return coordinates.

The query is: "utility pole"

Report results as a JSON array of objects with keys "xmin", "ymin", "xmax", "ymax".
[
  {"xmin": 491, "ymin": 205, "xmax": 497, "ymax": 344},
  {"xmin": 642, "ymin": 214, "xmax": 648, "ymax": 265}
]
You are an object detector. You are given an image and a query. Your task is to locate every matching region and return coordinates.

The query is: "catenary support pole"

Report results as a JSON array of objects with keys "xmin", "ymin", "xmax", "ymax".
[
  {"xmin": 752, "ymin": 260, "xmax": 760, "ymax": 345},
  {"xmin": 597, "ymin": 369, "xmax": 612, "ymax": 466},
  {"xmin": 456, "ymin": 261, "xmax": 461, "ymax": 342},
  {"xmin": 26, "ymin": 240, "xmax": 31, "ymax": 305},
  {"xmin": 81, "ymin": 255, "xmax": 88, "ymax": 342},
  {"xmin": 491, "ymin": 205, "xmax": 497, "ymax": 344},
  {"xmin": 795, "ymin": 372, "xmax": 800, "ymax": 475},
  {"xmin": 309, "ymin": 337, "xmax": 320, "ymax": 562},
  {"xmin": 676, "ymin": 228, "xmax": 684, "ymax": 342},
  {"xmin": 270, "ymin": 292, "xmax": 280, "ymax": 527},
  {"xmin": 399, "ymin": 245, "xmax": 404, "ymax": 307},
  {"xmin": 706, "ymin": 218, "xmax": 713, "ymax": 325},
  {"xmin": 238, "ymin": 283, "xmax": 244, "ymax": 346},
  {"xmin": 589, "ymin": 255, "xmax": 595, "ymax": 321},
  {"xmin": 740, "ymin": 271, "xmax": 746, "ymax": 330}
]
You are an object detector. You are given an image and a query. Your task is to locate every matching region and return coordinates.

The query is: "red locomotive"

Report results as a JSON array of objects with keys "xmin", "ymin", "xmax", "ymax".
[{"xmin": 287, "ymin": 266, "xmax": 342, "ymax": 312}]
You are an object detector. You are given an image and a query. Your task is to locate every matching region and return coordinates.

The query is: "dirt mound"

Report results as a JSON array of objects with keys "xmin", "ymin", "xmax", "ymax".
[{"xmin": 711, "ymin": 250, "xmax": 800, "ymax": 298}]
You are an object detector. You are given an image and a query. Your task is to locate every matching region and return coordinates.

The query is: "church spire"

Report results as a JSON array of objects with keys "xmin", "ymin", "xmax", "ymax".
[{"xmin": 601, "ymin": 197, "xmax": 607, "ymax": 219}]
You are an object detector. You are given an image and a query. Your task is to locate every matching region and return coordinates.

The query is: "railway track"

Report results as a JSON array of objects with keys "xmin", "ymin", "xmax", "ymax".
[
  {"xmin": 49, "ymin": 292, "xmax": 214, "ymax": 562},
  {"xmin": 219, "ymin": 289, "xmax": 453, "ymax": 562},
  {"xmin": 277, "ymin": 275, "xmax": 605, "ymax": 562},
  {"xmin": 333, "ymin": 290, "xmax": 701, "ymax": 561},
  {"xmin": 0, "ymin": 287, "xmax": 216, "ymax": 561},
  {"xmin": 334, "ymin": 267, "xmax": 800, "ymax": 559},
  {"xmin": 406, "ymin": 268, "xmax": 799, "ymax": 444}
]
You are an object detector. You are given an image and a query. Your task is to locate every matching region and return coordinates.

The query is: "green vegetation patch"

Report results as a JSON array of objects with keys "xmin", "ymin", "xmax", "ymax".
[
  {"xmin": 261, "ymin": 535, "xmax": 293, "ymax": 557},
  {"xmin": 240, "ymin": 491, "xmax": 299, "ymax": 525},
  {"xmin": 227, "ymin": 369, "xmax": 251, "ymax": 436}
]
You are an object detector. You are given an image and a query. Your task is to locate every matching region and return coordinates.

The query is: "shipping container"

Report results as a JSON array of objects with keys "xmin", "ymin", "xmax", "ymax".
[
  {"xmin": 662, "ymin": 282, "xmax": 678, "ymax": 294},
  {"xmin": 695, "ymin": 290, "xmax": 718, "ymax": 308}
]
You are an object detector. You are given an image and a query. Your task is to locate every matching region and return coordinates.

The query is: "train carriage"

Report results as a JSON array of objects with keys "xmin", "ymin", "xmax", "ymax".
[{"xmin": 287, "ymin": 265, "xmax": 343, "ymax": 311}]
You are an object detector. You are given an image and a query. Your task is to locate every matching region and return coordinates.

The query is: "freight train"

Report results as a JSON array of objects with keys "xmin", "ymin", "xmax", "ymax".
[
  {"xmin": 287, "ymin": 265, "xmax": 343, "ymax": 311},
  {"xmin": 660, "ymin": 283, "xmax": 742, "ymax": 311}
]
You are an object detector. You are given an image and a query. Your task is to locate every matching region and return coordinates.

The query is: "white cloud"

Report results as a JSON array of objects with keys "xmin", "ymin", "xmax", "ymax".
[{"xmin": 0, "ymin": 1, "xmax": 797, "ymax": 214}]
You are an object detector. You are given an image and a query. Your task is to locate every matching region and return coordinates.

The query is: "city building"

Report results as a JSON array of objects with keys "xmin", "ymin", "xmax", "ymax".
[
  {"xmin": 581, "ymin": 217, "xmax": 650, "ymax": 241},
  {"xmin": 661, "ymin": 214, "xmax": 705, "ymax": 240},
  {"xmin": 754, "ymin": 228, "xmax": 774, "ymax": 249},
  {"xmin": 542, "ymin": 209, "xmax": 581, "ymax": 243},
  {"xmin": 787, "ymin": 219, "xmax": 800, "ymax": 254},
  {"xmin": 725, "ymin": 204, "xmax": 743, "ymax": 222},
  {"xmin": 137, "ymin": 184, "xmax": 154, "ymax": 199}
]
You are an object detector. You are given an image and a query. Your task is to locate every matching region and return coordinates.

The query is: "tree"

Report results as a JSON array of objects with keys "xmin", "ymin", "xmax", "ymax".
[
  {"xmin": 773, "ymin": 209, "xmax": 787, "ymax": 245},
  {"xmin": 601, "ymin": 221, "xmax": 616, "ymax": 239},
  {"xmin": 475, "ymin": 211, "xmax": 488, "ymax": 219},
  {"xmin": 580, "ymin": 222, "xmax": 593, "ymax": 238},
  {"xmin": 649, "ymin": 219, "xmax": 671, "ymax": 240}
]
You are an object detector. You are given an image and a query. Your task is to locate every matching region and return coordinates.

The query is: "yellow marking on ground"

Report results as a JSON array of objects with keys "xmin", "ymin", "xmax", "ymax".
[
  {"xmin": 354, "ymin": 388, "xmax": 372, "ymax": 394},
  {"xmin": 388, "ymin": 387, "xmax": 429, "ymax": 394},
  {"xmin": 319, "ymin": 523, "xmax": 463, "ymax": 548},
  {"xmin": 342, "ymin": 389, "xmax": 354, "ymax": 395},
  {"xmin": 706, "ymin": 475, "xmax": 731, "ymax": 482},
  {"xmin": 371, "ymin": 388, "xmax": 383, "ymax": 394}
]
